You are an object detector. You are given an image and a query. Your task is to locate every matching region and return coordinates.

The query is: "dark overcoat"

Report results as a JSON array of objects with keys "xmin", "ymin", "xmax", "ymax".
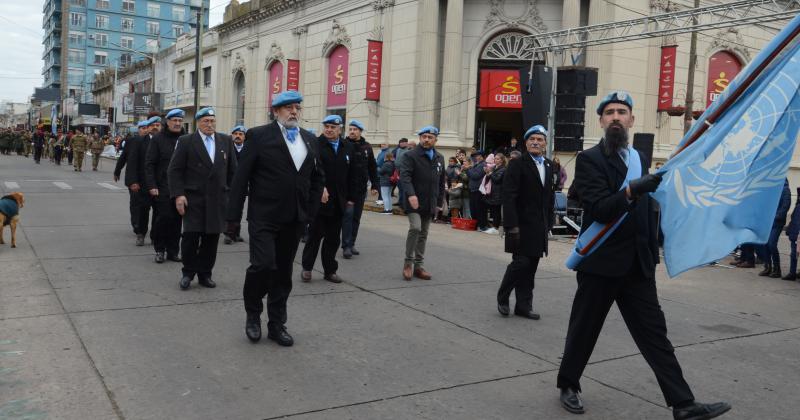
[
  {"xmin": 572, "ymin": 140, "xmax": 659, "ymax": 278},
  {"xmin": 397, "ymin": 145, "xmax": 446, "ymax": 216},
  {"xmin": 124, "ymin": 134, "xmax": 149, "ymax": 187},
  {"xmin": 315, "ymin": 135, "xmax": 361, "ymax": 216},
  {"xmin": 145, "ymin": 128, "xmax": 183, "ymax": 191},
  {"xmin": 167, "ymin": 131, "xmax": 237, "ymax": 234},
  {"xmin": 502, "ymin": 153, "xmax": 555, "ymax": 257}
]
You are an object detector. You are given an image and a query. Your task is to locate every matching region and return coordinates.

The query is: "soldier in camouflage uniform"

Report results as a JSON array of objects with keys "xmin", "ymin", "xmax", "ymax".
[
  {"xmin": 23, "ymin": 131, "xmax": 32, "ymax": 157},
  {"xmin": 71, "ymin": 130, "xmax": 88, "ymax": 171},
  {"xmin": 0, "ymin": 129, "xmax": 10, "ymax": 155},
  {"xmin": 89, "ymin": 134, "xmax": 106, "ymax": 171}
]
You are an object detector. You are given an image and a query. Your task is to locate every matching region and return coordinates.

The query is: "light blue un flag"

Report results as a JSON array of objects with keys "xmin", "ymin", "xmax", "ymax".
[{"xmin": 652, "ymin": 15, "xmax": 800, "ymax": 277}]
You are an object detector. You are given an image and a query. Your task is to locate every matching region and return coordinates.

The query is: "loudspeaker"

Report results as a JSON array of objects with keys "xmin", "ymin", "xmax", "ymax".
[
  {"xmin": 557, "ymin": 67, "xmax": 598, "ymax": 96},
  {"xmin": 554, "ymin": 93, "xmax": 586, "ymax": 152},
  {"xmin": 518, "ymin": 64, "xmax": 553, "ymax": 130},
  {"xmin": 633, "ymin": 133, "xmax": 655, "ymax": 169}
]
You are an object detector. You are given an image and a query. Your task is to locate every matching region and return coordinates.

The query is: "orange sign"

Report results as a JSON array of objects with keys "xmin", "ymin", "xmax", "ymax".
[{"xmin": 479, "ymin": 69, "xmax": 522, "ymax": 109}]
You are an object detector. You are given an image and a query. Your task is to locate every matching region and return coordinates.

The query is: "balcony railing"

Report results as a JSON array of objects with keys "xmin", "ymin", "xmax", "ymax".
[{"xmin": 164, "ymin": 89, "xmax": 213, "ymax": 109}]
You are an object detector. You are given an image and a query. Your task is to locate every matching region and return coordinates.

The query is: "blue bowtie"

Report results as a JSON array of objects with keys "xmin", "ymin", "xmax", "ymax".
[{"xmin": 286, "ymin": 127, "xmax": 299, "ymax": 143}]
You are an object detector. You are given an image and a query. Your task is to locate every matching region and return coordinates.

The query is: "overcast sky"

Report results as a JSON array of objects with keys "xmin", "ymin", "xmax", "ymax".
[{"xmin": 0, "ymin": 0, "xmax": 227, "ymax": 104}]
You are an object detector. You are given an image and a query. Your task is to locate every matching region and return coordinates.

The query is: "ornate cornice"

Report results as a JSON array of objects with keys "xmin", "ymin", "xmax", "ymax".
[
  {"xmin": 322, "ymin": 19, "xmax": 352, "ymax": 56},
  {"xmin": 292, "ymin": 26, "xmax": 308, "ymax": 36},
  {"xmin": 218, "ymin": 0, "xmax": 302, "ymax": 34},
  {"xmin": 231, "ymin": 52, "xmax": 247, "ymax": 75},
  {"xmin": 247, "ymin": 41, "xmax": 260, "ymax": 50},
  {"xmin": 221, "ymin": 50, "xmax": 232, "ymax": 58},
  {"xmin": 485, "ymin": 0, "xmax": 548, "ymax": 33},
  {"xmin": 706, "ymin": 28, "xmax": 752, "ymax": 62},
  {"xmin": 265, "ymin": 41, "xmax": 285, "ymax": 67}
]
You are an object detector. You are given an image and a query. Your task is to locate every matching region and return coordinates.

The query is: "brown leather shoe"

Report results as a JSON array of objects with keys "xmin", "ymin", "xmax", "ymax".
[
  {"xmin": 301, "ymin": 270, "xmax": 312, "ymax": 282},
  {"xmin": 413, "ymin": 267, "xmax": 432, "ymax": 280},
  {"xmin": 735, "ymin": 261, "xmax": 755, "ymax": 268},
  {"xmin": 402, "ymin": 263, "xmax": 413, "ymax": 280}
]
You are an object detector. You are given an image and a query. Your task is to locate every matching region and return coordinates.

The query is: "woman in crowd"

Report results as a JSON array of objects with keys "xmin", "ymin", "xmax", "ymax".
[{"xmin": 377, "ymin": 151, "xmax": 396, "ymax": 214}]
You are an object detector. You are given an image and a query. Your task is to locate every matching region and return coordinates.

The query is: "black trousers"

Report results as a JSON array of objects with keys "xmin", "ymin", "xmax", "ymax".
[
  {"xmin": 497, "ymin": 254, "xmax": 539, "ymax": 311},
  {"xmin": 34, "ymin": 146, "xmax": 43, "ymax": 162},
  {"xmin": 152, "ymin": 195, "xmax": 181, "ymax": 255},
  {"xmin": 181, "ymin": 232, "xmax": 219, "ymax": 279},
  {"xmin": 341, "ymin": 191, "xmax": 366, "ymax": 249},
  {"xmin": 243, "ymin": 222, "xmax": 303, "ymax": 330},
  {"xmin": 302, "ymin": 208, "xmax": 343, "ymax": 275},
  {"xmin": 53, "ymin": 147, "xmax": 63, "ymax": 164},
  {"xmin": 556, "ymin": 262, "xmax": 694, "ymax": 407},
  {"xmin": 131, "ymin": 190, "xmax": 154, "ymax": 238},
  {"xmin": 470, "ymin": 193, "xmax": 487, "ymax": 229}
]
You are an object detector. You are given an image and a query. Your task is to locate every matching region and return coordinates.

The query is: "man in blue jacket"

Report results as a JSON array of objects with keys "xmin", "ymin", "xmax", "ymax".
[{"xmin": 759, "ymin": 178, "xmax": 791, "ymax": 278}]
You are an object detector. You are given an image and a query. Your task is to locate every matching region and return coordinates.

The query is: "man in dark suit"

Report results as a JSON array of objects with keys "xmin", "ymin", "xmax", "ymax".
[
  {"xmin": 226, "ymin": 91, "xmax": 325, "ymax": 347},
  {"xmin": 145, "ymin": 109, "xmax": 185, "ymax": 263},
  {"xmin": 168, "ymin": 107, "xmax": 237, "ymax": 291},
  {"xmin": 126, "ymin": 118, "xmax": 159, "ymax": 247},
  {"xmin": 341, "ymin": 119, "xmax": 378, "ymax": 259},
  {"xmin": 301, "ymin": 115, "xmax": 360, "ymax": 284},
  {"xmin": 556, "ymin": 91, "xmax": 730, "ymax": 420},
  {"xmin": 224, "ymin": 125, "xmax": 248, "ymax": 245},
  {"xmin": 398, "ymin": 125, "xmax": 446, "ymax": 281},
  {"xmin": 497, "ymin": 125, "xmax": 554, "ymax": 321}
]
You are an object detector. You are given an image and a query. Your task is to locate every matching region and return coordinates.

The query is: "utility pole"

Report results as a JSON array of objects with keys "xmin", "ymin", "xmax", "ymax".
[
  {"xmin": 683, "ymin": 0, "xmax": 701, "ymax": 134},
  {"xmin": 193, "ymin": 3, "xmax": 204, "ymax": 123}
]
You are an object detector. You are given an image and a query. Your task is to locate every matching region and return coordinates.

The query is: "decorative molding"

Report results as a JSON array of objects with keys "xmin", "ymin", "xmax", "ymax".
[
  {"xmin": 265, "ymin": 41, "xmax": 285, "ymax": 67},
  {"xmin": 247, "ymin": 40, "xmax": 259, "ymax": 50},
  {"xmin": 218, "ymin": 0, "xmax": 302, "ymax": 34},
  {"xmin": 322, "ymin": 19, "xmax": 352, "ymax": 56},
  {"xmin": 369, "ymin": 25, "xmax": 384, "ymax": 41},
  {"xmin": 706, "ymin": 28, "xmax": 752, "ymax": 62},
  {"xmin": 292, "ymin": 26, "xmax": 308, "ymax": 36},
  {"xmin": 485, "ymin": 0, "xmax": 547, "ymax": 33},
  {"xmin": 372, "ymin": 0, "xmax": 395, "ymax": 11},
  {"xmin": 650, "ymin": 0, "xmax": 675, "ymax": 13},
  {"xmin": 481, "ymin": 31, "xmax": 536, "ymax": 61},
  {"xmin": 232, "ymin": 52, "xmax": 246, "ymax": 75},
  {"xmin": 221, "ymin": 50, "xmax": 232, "ymax": 58}
]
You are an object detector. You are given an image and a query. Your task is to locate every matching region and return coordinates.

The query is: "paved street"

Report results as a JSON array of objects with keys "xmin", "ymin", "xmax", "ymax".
[{"xmin": 1, "ymin": 154, "xmax": 799, "ymax": 420}]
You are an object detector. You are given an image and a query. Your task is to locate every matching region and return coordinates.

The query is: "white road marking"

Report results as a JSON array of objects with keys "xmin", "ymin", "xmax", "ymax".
[
  {"xmin": 98, "ymin": 182, "xmax": 122, "ymax": 190},
  {"xmin": 53, "ymin": 182, "xmax": 72, "ymax": 190},
  {"xmin": 4, "ymin": 181, "xmax": 19, "ymax": 189}
]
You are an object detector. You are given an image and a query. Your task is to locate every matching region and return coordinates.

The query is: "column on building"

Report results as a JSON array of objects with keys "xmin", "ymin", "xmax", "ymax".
[
  {"xmin": 413, "ymin": 0, "xmax": 441, "ymax": 129},
  {"xmin": 561, "ymin": 0, "xmax": 581, "ymax": 29},
  {"xmin": 438, "ymin": 0, "xmax": 464, "ymax": 148}
]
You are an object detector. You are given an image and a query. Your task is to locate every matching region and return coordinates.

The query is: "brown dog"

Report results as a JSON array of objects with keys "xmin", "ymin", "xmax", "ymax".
[{"xmin": 0, "ymin": 192, "xmax": 24, "ymax": 248}]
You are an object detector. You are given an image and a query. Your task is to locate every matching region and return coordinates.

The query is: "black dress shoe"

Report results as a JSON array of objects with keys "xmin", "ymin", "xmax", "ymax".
[
  {"xmin": 351, "ymin": 247, "xmax": 360, "ymax": 255},
  {"xmin": 514, "ymin": 309, "xmax": 541, "ymax": 320},
  {"xmin": 224, "ymin": 236, "xmax": 233, "ymax": 245},
  {"xmin": 782, "ymin": 272, "xmax": 797, "ymax": 281},
  {"xmin": 324, "ymin": 273, "xmax": 343, "ymax": 283},
  {"xmin": 497, "ymin": 302, "xmax": 510, "ymax": 316},
  {"xmin": 560, "ymin": 387, "xmax": 584, "ymax": 414},
  {"xmin": 135, "ymin": 235, "xmax": 145, "ymax": 246},
  {"xmin": 198, "ymin": 276, "xmax": 216, "ymax": 288},
  {"xmin": 343, "ymin": 248, "xmax": 353, "ymax": 259},
  {"xmin": 167, "ymin": 254, "xmax": 182, "ymax": 262},
  {"xmin": 245, "ymin": 314, "xmax": 261, "ymax": 343},
  {"xmin": 179, "ymin": 275, "xmax": 192, "ymax": 290},
  {"xmin": 673, "ymin": 401, "xmax": 731, "ymax": 420},
  {"xmin": 235, "ymin": 236, "xmax": 244, "ymax": 242},
  {"xmin": 154, "ymin": 252, "xmax": 165, "ymax": 263},
  {"xmin": 267, "ymin": 326, "xmax": 294, "ymax": 347}
]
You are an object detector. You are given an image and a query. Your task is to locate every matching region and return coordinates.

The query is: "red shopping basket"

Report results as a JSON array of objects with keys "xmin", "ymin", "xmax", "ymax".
[{"xmin": 451, "ymin": 217, "xmax": 477, "ymax": 231}]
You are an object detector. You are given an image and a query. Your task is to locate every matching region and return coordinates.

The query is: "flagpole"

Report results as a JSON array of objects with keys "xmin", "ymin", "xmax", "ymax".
[{"xmin": 671, "ymin": 22, "xmax": 800, "ymax": 158}]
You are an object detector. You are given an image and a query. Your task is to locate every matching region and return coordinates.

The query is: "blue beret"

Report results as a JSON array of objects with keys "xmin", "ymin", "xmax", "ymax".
[
  {"xmin": 146, "ymin": 116, "xmax": 161, "ymax": 126},
  {"xmin": 137, "ymin": 120, "xmax": 149, "ymax": 128},
  {"xmin": 231, "ymin": 125, "xmax": 247, "ymax": 134},
  {"xmin": 271, "ymin": 90, "xmax": 303, "ymax": 107},
  {"xmin": 417, "ymin": 125, "xmax": 439, "ymax": 136},
  {"xmin": 348, "ymin": 119, "xmax": 365, "ymax": 131},
  {"xmin": 322, "ymin": 115, "xmax": 343, "ymax": 125},
  {"xmin": 129, "ymin": 126, "xmax": 139, "ymax": 133},
  {"xmin": 195, "ymin": 107, "xmax": 215, "ymax": 120},
  {"xmin": 524, "ymin": 125, "xmax": 548, "ymax": 139},
  {"xmin": 596, "ymin": 90, "xmax": 634, "ymax": 115},
  {"xmin": 166, "ymin": 109, "xmax": 185, "ymax": 119}
]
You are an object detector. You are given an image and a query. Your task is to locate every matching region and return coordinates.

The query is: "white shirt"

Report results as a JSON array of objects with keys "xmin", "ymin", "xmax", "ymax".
[
  {"xmin": 234, "ymin": 143, "xmax": 243, "ymax": 153},
  {"xmin": 531, "ymin": 154, "xmax": 545, "ymax": 185},
  {"xmin": 278, "ymin": 122, "xmax": 307, "ymax": 171}
]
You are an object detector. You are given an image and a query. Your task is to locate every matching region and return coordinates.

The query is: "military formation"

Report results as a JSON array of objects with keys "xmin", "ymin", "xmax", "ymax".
[{"xmin": 0, "ymin": 128, "xmax": 32, "ymax": 156}]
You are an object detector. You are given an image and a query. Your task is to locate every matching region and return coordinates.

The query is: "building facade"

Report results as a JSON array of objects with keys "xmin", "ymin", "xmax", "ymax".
[
  {"xmin": 202, "ymin": 0, "xmax": 786, "ymax": 181},
  {"xmin": 42, "ymin": 0, "xmax": 211, "ymax": 104}
]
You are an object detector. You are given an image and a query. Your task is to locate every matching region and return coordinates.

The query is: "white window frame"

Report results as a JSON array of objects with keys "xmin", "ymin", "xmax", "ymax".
[
  {"xmin": 120, "ymin": 53, "xmax": 133, "ymax": 67},
  {"xmin": 121, "ymin": 17, "xmax": 134, "ymax": 32},
  {"xmin": 93, "ymin": 51, "xmax": 108, "ymax": 66},
  {"xmin": 147, "ymin": 2, "xmax": 161, "ymax": 18},
  {"xmin": 173, "ymin": 25, "xmax": 184, "ymax": 38},
  {"xmin": 68, "ymin": 31, "xmax": 85, "ymax": 48},
  {"xmin": 120, "ymin": 36, "xmax": 134, "ymax": 49},
  {"xmin": 95, "ymin": 0, "xmax": 109, "ymax": 10},
  {"xmin": 122, "ymin": 0, "xmax": 135, "ymax": 13},
  {"xmin": 70, "ymin": 12, "xmax": 85, "ymax": 27},
  {"xmin": 95, "ymin": 14, "xmax": 109, "ymax": 30},
  {"xmin": 93, "ymin": 32, "xmax": 108, "ymax": 47},
  {"xmin": 146, "ymin": 21, "xmax": 160, "ymax": 36},
  {"xmin": 172, "ymin": 6, "xmax": 185, "ymax": 21}
]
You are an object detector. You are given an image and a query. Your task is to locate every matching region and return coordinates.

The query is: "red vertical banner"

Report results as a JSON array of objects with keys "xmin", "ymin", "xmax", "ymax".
[
  {"xmin": 327, "ymin": 45, "xmax": 349, "ymax": 108},
  {"xmin": 286, "ymin": 59, "xmax": 300, "ymax": 92},
  {"xmin": 365, "ymin": 40, "xmax": 383, "ymax": 101},
  {"xmin": 706, "ymin": 51, "xmax": 742, "ymax": 107},
  {"xmin": 267, "ymin": 61, "xmax": 283, "ymax": 107},
  {"xmin": 657, "ymin": 45, "xmax": 677, "ymax": 111}
]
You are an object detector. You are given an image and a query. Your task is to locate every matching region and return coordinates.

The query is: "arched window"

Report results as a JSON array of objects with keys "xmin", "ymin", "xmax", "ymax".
[
  {"xmin": 234, "ymin": 70, "xmax": 245, "ymax": 125},
  {"xmin": 706, "ymin": 51, "xmax": 742, "ymax": 107},
  {"xmin": 326, "ymin": 45, "xmax": 349, "ymax": 116},
  {"xmin": 481, "ymin": 31, "xmax": 536, "ymax": 61}
]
